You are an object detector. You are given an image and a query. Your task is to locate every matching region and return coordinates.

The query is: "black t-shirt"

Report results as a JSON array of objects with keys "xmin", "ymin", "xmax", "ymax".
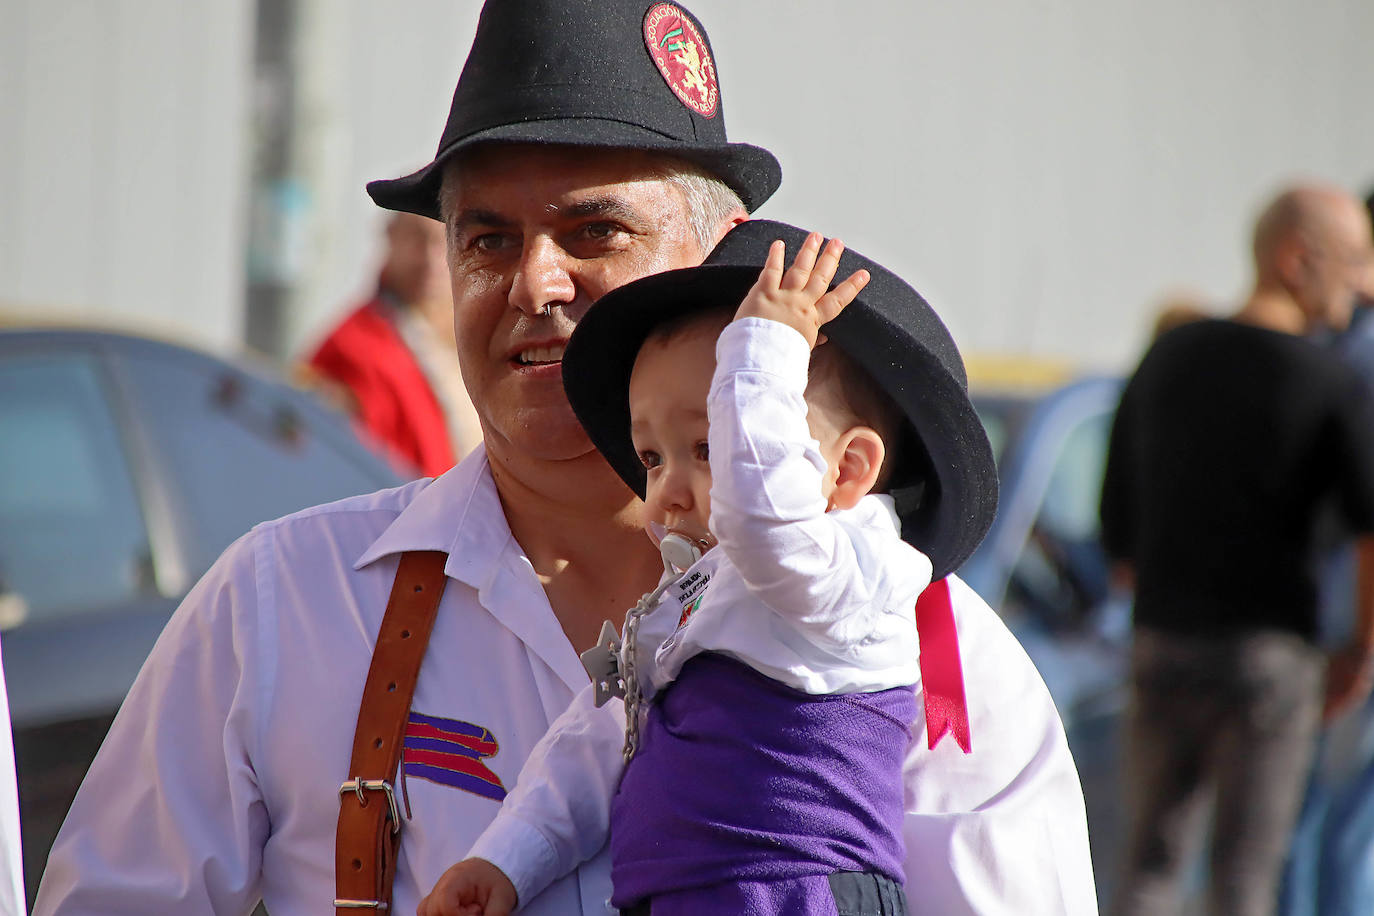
[{"xmin": 1100, "ymin": 318, "xmax": 1374, "ymax": 639}]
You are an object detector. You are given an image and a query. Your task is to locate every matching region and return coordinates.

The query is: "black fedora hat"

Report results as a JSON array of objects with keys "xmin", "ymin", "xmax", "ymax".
[
  {"xmin": 562, "ymin": 220, "xmax": 999, "ymax": 580},
  {"xmin": 367, "ymin": 0, "xmax": 781, "ymax": 220}
]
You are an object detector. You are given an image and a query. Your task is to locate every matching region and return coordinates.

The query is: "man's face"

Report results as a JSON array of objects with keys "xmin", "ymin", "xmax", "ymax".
[
  {"xmin": 443, "ymin": 146, "xmax": 711, "ymax": 460},
  {"xmin": 1298, "ymin": 199, "xmax": 1374, "ymax": 331}
]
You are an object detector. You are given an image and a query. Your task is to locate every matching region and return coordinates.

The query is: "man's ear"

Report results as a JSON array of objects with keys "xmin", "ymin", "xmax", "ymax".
[
  {"xmin": 1274, "ymin": 235, "xmax": 1309, "ymax": 291},
  {"xmin": 828, "ymin": 427, "xmax": 885, "ymax": 511},
  {"xmin": 709, "ymin": 210, "xmax": 750, "ymax": 248}
]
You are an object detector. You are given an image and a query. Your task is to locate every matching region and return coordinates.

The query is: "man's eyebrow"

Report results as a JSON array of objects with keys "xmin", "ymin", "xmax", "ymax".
[
  {"xmin": 450, "ymin": 208, "xmax": 514, "ymax": 234},
  {"xmin": 565, "ymin": 196, "xmax": 643, "ymax": 223}
]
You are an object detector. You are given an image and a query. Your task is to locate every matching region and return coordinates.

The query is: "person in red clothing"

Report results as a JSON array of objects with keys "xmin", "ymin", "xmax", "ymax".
[{"xmin": 306, "ymin": 211, "xmax": 482, "ymax": 476}]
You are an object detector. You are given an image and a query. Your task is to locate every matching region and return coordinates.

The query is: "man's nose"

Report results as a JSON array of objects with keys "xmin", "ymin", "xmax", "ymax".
[
  {"xmin": 509, "ymin": 236, "xmax": 576, "ymax": 316},
  {"xmin": 1357, "ymin": 255, "xmax": 1374, "ymax": 299}
]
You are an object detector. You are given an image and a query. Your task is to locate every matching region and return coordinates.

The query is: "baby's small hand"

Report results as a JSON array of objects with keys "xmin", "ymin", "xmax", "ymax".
[
  {"xmin": 417, "ymin": 857, "xmax": 518, "ymax": 916},
  {"xmin": 734, "ymin": 232, "xmax": 870, "ymax": 349}
]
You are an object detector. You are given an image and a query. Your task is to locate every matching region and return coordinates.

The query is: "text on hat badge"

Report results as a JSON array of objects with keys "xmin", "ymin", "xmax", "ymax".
[{"xmin": 643, "ymin": 3, "xmax": 719, "ymax": 118}]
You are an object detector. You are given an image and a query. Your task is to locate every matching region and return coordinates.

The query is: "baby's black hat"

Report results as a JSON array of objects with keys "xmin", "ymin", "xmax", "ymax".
[
  {"xmin": 367, "ymin": 0, "xmax": 781, "ymax": 220},
  {"xmin": 562, "ymin": 219, "xmax": 998, "ymax": 580}
]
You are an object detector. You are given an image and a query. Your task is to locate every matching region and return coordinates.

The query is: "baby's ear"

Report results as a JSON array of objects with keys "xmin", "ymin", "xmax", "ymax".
[{"xmin": 829, "ymin": 427, "xmax": 885, "ymax": 511}]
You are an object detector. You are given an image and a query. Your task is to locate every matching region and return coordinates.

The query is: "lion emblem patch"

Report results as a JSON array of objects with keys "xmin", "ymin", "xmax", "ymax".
[{"xmin": 643, "ymin": 3, "xmax": 720, "ymax": 118}]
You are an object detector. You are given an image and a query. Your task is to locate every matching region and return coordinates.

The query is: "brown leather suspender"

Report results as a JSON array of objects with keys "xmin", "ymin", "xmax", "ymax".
[{"xmin": 335, "ymin": 550, "xmax": 449, "ymax": 913}]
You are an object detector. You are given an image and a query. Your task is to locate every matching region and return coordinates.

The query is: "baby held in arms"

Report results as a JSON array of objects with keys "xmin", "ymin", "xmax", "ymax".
[{"xmin": 422, "ymin": 221, "xmax": 989, "ymax": 916}]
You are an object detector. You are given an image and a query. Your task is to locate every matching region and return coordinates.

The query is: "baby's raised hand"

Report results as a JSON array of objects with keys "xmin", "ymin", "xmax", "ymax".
[
  {"xmin": 734, "ymin": 232, "xmax": 870, "ymax": 349},
  {"xmin": 417, "ymin": 857, "xmax": 518, "ymax": 916}
]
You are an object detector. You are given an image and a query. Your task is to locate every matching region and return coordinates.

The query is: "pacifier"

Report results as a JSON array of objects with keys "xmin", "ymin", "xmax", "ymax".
[
  {"xmin": 647, "ymin": 521, "xmax": 704, "ymax": 572},
  {"xmin": 659, "ymin": 533, "xmax": 702, "ymax": 572}
]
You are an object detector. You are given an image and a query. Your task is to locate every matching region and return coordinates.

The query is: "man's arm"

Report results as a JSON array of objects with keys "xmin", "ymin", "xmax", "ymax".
[
  {"xmin": 1098, "ymin": 379, "xmax": 1137, "ymax": 568},
  {"xmin": 1326, "ymin": 373, "xmax": 1374, "ymax": 720},
  {"xmin": 901, "ymin": 577, "xmax": 1098, "ymax": 914},
  {"xmin": 0, "ymin": 644, "xmax": 25, "ymax": 915},
  {"xmin": 1325, "ymin": 535, "xmax": 1374, "ymax": 720},
  {"xmin": 32, "ymin": 534, "xmax": 269, "ymax": 915}
]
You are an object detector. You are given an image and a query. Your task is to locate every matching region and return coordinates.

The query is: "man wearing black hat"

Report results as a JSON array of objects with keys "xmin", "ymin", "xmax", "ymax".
[{"xmin": 35, "ymin": 3, "xmax": 1093, "ymax": 915}]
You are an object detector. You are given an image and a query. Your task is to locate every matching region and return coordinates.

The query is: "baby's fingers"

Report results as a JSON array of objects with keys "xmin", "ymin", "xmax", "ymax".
[
  {"xmin": 804, "ymin": 237, "xmax": 848, "ymax": 298},
  {"xmin": 817, "ymin": 268, "xmax": 870, "ymax": 323},
  {"xmin": 781, "ymin": 232, "xmax": 824, "ymax": 290},
  {"xmin": 419, "ymin": 862, "xmax": 486, "ymax": 916},
  {"xmin": 755, "ymin": 239, "xmax": 787, "ymax": 292}
]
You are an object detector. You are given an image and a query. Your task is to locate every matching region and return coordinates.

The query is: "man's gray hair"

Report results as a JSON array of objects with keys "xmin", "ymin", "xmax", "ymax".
[
  {"xmin": 652, "ymin": 160, "xmax": 747, "ymax": 253},
  {"xmin": 438, "ymin": 153, "xmax": 745, "ymax": 254}
]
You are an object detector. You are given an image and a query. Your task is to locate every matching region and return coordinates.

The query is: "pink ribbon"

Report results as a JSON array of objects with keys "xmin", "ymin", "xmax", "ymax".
[{"xmin": 915, "ymin": 577, "xmax": 972, "ymax": 753}]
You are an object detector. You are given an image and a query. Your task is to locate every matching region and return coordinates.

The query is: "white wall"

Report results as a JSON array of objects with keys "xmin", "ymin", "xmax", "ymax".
[
  {"xmin": 5, "ymin": 1, "xmax": 1373, "ymax": 372},
  {"xmin": 0, "ymin": 0, "xmax": 253, "ymax": 348},
  {"xmin": 705, "ymin": 0, "xmax": 1374, "ymax": 370},
  {"xmin": 284, "ymin": 0, "xmax": 481, "ymax": 355}
]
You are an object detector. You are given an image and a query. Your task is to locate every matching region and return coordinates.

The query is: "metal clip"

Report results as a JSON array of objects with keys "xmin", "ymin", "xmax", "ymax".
[
  {"xmin": 339, "ymin": 778, "xmax": 401, "ymax": 835},
  {"xmin": 580, "ymin": 619, "xmax": 626, "ymax": 707},
  {"xmin": 333, "ymin": 898, "xmax": 390, "ymax": 910}
]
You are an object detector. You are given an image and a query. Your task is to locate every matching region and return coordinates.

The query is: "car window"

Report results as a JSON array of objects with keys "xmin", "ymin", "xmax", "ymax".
[
  {"xmin": 118, "ymin": 348, "xmax": 396, "ymax": 577},
  {"xmin": 1004, "ymin": 407, "xmax": 1115, "ymax": 630},
  {"xmin": 977, "ymin": 411, "xmax": 1008, "ymax": 469},
  {"xmin": 1039, "ymin": 410, "xmax": 1113, "ymax": 541},
  {"xmin": 0, "ymin": 354, "xmax": 152, "ymax": 624},
  {"xmin": 973, "ymin": 396, "xmax": 1034, "ymax": 470}
]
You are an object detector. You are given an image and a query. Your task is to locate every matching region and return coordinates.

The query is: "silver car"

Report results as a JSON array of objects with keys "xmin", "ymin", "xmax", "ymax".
[{"xmin": 0, "ymin": 324, "xmax": 409, "ymax": 906}]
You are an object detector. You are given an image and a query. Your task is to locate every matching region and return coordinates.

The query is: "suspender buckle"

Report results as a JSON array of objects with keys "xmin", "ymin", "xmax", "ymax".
[{"xmin": 339, "ymin": 778, "xmax": 401, "ymax": 835}]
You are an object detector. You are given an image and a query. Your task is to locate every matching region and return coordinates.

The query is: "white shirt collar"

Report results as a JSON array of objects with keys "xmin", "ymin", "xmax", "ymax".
[
  {"xmin": 355, "ymin": 444, "xmax": 592, "ymax": 688},
  {"xmin": 354, "ymin": 443, "xmax": 512, "ymax": 590}
]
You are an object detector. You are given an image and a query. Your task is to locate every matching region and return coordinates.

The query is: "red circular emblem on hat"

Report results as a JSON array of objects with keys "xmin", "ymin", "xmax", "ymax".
[{"xmin": 643, "ymin": 3, "xmax": 719, "ymax": 119}]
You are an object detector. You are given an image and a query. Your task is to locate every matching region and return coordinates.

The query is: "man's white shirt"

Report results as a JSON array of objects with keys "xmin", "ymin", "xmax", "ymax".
[
  {"xmin": 33, "ymin": 457, "xmax": 615, "ymax": 916},
  {"xmin": 0, "ymin": 642, "xmax": 26, "ymax": 915},
  {"xmin": 35, "ymin": 429, "xmax": 1098, "ymax": 914}
]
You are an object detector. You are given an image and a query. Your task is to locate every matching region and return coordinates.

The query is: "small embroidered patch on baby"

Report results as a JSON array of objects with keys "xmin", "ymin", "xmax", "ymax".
[{"xmin": 671, "ymin": 568, "xmax": 711, "ymax": 627}]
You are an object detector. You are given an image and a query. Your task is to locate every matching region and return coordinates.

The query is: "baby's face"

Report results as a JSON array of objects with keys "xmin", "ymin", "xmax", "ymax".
[
  {"xmin": 628, "ymin": 319, "xmax": 721, "ymax": 555},
  {"xmin": 628, "ymin": 313, "xmax": 854, "ymax": 557}
]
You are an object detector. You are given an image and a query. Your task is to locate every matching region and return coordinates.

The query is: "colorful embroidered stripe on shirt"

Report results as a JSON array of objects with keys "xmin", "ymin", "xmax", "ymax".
[{"xmin": 402, "ymin": 711, "xmax": 507, "ymax": 801}]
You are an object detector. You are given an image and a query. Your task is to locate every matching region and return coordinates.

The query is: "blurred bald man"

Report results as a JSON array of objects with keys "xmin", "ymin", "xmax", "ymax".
[
  {"xmin": 1333, "ymin": 187, "xmax": 1374, "ymax": 382},
  {"xmin": 1100, "ymin": 184, "xmax": 1374, "ymax": 916},
  {"xmin": 306, "ymin": 212, "xmax": 483, "ymax": 476},
  {"xmin": 1249, "ymin": 186, "xmax": 1374, "ymax": 333}
]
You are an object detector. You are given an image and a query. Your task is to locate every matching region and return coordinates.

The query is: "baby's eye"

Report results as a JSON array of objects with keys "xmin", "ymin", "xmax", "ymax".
[
  {"xmin": 694, "ymin": 442, "xmax": 710, "ymax": 462},
  {"xmin": 638, "ymin": 451, "xmax": 662, "ymax": 470}
]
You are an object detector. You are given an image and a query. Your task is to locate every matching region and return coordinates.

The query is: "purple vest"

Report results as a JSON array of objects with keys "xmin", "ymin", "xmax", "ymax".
[{"xmin": 609, "ymin": 653, "xmax": 916, "ymax": 915}]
